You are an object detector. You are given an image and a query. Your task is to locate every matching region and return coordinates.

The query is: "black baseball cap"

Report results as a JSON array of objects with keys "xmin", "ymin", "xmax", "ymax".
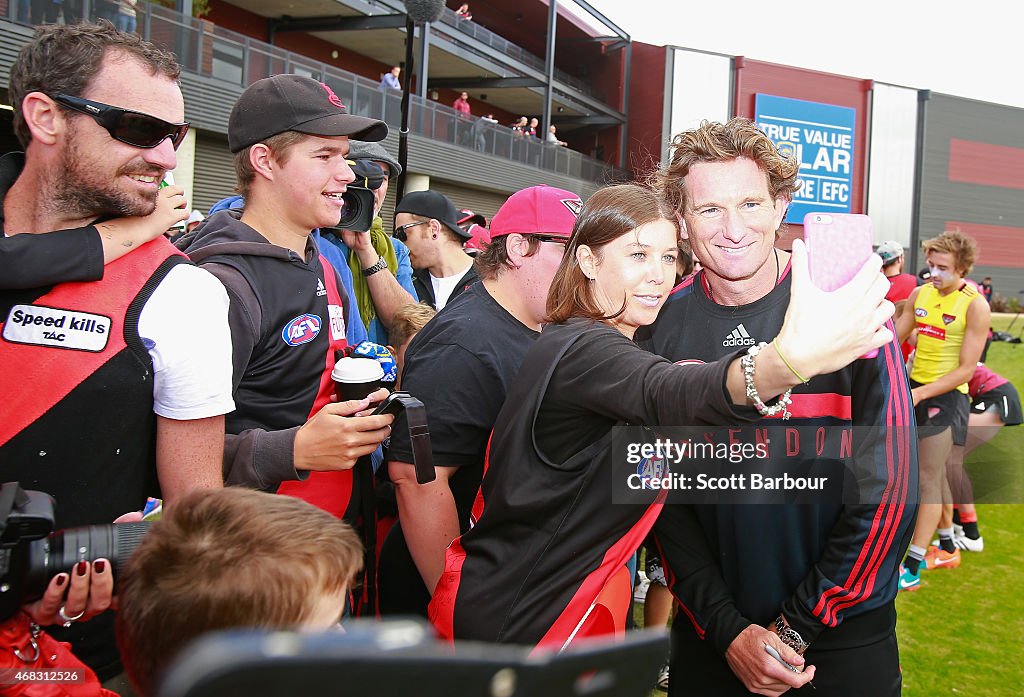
[
  {"xmin": 228, "ymin": 75, "xmax": 388, "ymax": 153},
  {"xmin": 394, "ymin": 190, "xmax": 470, "ymax": 239}
]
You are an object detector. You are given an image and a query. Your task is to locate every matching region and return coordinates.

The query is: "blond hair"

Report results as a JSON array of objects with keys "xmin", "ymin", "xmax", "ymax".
[
  {"xmin": 390, "ymin": 302, "xmax": 437, "ymax": 348},
  {"xmin": 922, "ymin": 230, "xmax": 978, "ymax": 276}
]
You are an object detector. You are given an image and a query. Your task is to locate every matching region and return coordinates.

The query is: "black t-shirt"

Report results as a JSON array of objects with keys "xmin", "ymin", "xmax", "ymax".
[{"xmin": 381, "ymin": 281, "xmax": 539, "ymax": 615}]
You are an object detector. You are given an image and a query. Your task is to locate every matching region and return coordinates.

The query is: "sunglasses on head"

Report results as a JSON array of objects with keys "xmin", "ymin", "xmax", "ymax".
[
  {"xmin": 51, "ymin": 93, "xmax": 190, "ymax": 150},
  {"xmin": 530, "ymin": 234, "xmax": 568, "ymax": 246}
]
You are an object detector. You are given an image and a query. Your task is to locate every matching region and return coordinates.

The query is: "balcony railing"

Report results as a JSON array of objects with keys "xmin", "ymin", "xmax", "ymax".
[{"xmin": 1, "ymin": 0, "xmax": 626, "ymax": 184}]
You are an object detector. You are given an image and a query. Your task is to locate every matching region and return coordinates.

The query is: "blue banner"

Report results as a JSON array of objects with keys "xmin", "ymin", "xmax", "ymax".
[{"xmin": 754, "ymin": 94, "xmax": 857, "ymax": 224}]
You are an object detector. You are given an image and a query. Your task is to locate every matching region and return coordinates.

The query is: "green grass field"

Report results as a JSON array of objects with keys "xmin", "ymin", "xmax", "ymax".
[
  {"xmin": 897, "ymin": 313, "xmax": 1024, "ymax": 696},
  {"xmin": 636, "ymin": 314, "xmax": 1024, "ymax": 694}
]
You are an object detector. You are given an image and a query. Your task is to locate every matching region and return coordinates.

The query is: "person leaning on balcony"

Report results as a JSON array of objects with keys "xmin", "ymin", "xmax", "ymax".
[{"xmin": 380, "ymin": 65, "xmax": 402, "ymax": 91}]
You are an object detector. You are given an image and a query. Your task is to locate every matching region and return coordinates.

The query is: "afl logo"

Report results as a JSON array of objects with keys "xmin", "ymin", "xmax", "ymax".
[
  {"xmin": 636, "ymin": 456, "xmax": 668, "ymax": 490},
  {"xmin": 282, "ymin": 314, "xmax": 322, "ymax": 346},
  {"xmin": 915, "ymin": 307, "xmax": 928, "ymax": 318}
]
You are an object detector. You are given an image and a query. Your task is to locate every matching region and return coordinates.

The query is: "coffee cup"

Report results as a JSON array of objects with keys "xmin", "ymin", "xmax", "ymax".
[{"xmin": 332, "ymin": 357, "xmax": 385, "ymax": 403}]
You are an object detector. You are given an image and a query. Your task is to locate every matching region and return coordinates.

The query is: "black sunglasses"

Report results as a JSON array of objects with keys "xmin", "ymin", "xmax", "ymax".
[
  {"xmin": 51, "ymin": 93, "xmax": 190, "ymax": 150},
  {"xmin": 530, "ymin": 234, "xmax": 568, "ymax": 245},
  {"xmin": 394, "ymin": 220, "xmax": 428, "ymax": 242}
]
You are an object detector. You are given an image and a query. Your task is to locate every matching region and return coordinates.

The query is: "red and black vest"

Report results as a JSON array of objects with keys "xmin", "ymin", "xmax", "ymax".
[{"xmin": 0, "ymin": 238, "xmax": 183, "ymax": 530}]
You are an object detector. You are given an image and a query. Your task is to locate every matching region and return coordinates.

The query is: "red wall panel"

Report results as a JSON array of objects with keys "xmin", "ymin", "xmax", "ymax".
[
  {"xmin": 626, "ymin": 42, "xmax": 667, "ymax": 178},
  {"xmin": 734, "ymin": 58, "xmax": 872, "ymax": 247},
  {"xmin": 943, "ymin": 222, "xmax": 1024, "ymax": 269},
  {"xmin": 949, "ymin": 138, "xmax": 1024, "ymax": 190}
]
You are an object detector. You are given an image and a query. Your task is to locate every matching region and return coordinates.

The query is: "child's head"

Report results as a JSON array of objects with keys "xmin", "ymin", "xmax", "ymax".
[
  {"xmin": 117, "ymin": 487, "xmax": 363, "ymax": 697},
  {"xmin": 388, "ymin": 302, "xmax": 437, "ymax": 384}
]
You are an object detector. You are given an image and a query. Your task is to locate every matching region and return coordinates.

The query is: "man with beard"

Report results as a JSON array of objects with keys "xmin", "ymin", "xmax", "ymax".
[{"xmin": 0, "ymin": 23, "xmax": 234, "ymax": 681}]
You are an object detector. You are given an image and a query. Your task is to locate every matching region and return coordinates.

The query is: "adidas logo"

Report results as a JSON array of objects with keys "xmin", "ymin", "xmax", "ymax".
[
  {"xmin": 722, "ymin": 323, "xmax": 756, "ymax": 347},
  {"xmin": 316, "ymin": 279, "xmax": 327, "ymax": 297}
]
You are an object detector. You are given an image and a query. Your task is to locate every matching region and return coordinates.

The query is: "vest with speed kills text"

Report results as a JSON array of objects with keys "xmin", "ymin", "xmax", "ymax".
[
  {"xmin": 911, "ymin": 282, "xmax": 978, "ymax": 394},
  {"xmin": 0, "ymin": 238, "xmax": 184, "ymax": 529}
]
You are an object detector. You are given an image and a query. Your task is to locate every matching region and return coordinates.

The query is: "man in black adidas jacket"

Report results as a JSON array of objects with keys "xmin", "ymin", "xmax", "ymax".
[{"xmin": 642, "ymin": 119, "xmax": 917, "ymax": 696}]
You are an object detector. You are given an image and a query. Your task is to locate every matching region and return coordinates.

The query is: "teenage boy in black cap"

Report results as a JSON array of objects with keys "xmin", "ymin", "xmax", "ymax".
[
  {"xmin": 394, "ymin": 190, "xmax": 477, "ymax": 310},
  {"xmin": 177, "ymin": 75, "xmax": 394, "ymax": 513}
]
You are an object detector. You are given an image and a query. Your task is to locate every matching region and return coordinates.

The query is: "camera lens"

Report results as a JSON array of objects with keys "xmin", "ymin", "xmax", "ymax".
[
  {"xmin": 20, "ymin": 522, "xmax": 150, "ymax": 599},
  {"xmin": 339, "ymin": 190, "xmax": 366, "ymax": 229}
]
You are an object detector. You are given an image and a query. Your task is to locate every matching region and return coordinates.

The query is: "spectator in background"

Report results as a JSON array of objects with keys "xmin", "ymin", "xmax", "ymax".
[
  {"xmin": 115, "ymin": 0, "xmax": 137, "ymax": 33},
  {"xmin": 453, "ymin": 91, "xmax": 472, "ymax": 118},
  {"xmin": 877, "ymin": 240, "xmax": 918, "ymax": 318},
  {"xmin": 512, "ymin": 116, "xmax": 528, "ymax": 135},
  {"xmin": 456, "ymin": 3, "xmax": 472, "ymax": 20},
  {"xmin": 317, "ymin": 140, "xmax": 416, "ymax": 346},
  {"xmin": 117, "ymin": 487, "xmax": 364, "ymax": 697},
  {"xmin": 380, "ymin": 185, "xmax": 581, "ymax": 618},
  {"xmin": 394, "ymin": 190, "xmax": 477, "ymax": 311},
  {"xmin": 527, "ymin": 117, "xmax": 539, "ymax": 137},
  {"xmin": 379, "ymin": 65, "xmax": 402, "ymax": 91},
  {"xmin": 546, "ymin": 124, "xmax": 567, "ymax": 146},
  {"xmin": 979, "ymin": 276, "xmax": 994, "ymax": 303},
  {"xmin": 387, "ymin": 302, "xmax": 437, "ymax": 389},
  {"xmin": 458, "ymin": 209, "xmax": 489, "ymax": 256}
]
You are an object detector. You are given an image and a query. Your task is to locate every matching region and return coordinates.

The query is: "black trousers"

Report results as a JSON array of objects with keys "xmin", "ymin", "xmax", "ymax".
[{"xmin": 668, "ymin": 626, "xmax": 902, "ymax": 697}]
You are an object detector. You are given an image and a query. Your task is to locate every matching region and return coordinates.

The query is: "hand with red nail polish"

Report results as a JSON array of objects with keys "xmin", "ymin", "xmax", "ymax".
[{"xmin": 23, "ymin": 557, "xmax": 115, "ymax": 627}]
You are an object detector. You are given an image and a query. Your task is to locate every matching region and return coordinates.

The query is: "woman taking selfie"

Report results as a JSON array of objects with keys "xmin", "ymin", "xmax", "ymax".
[{"xmin": 428, "ymin": 184, "xmax": 893, "ymax": 652}]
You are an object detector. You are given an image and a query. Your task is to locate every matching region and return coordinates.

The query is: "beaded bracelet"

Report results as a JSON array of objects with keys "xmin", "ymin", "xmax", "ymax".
[{"xmin": 741, "ymin": 342, "xmax": 793, "ymax": 420}]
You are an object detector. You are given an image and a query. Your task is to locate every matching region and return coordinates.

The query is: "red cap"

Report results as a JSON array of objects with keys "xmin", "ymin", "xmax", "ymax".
[
  {"xmin": 489, "ymin": 185, "xmax": 583, "ymax": 239},
  {"xmin": 463, "ymin": 223, "xmax": 491, "ymax": 253}
]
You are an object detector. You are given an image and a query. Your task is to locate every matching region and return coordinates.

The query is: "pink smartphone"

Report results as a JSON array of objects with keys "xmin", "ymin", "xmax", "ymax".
[{"xmin": 803, "ymin": 212, "xmax": 878, "ymax": 359}]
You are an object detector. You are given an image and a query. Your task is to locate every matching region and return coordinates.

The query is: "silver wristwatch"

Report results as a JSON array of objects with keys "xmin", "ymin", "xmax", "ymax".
[
  {"xmin": 362, "ymin": 256, "xmax": 388, "ymax": 277},
  {"xmin": 774, "ymin": 615, "xmax": 810, "ymax": 655}
]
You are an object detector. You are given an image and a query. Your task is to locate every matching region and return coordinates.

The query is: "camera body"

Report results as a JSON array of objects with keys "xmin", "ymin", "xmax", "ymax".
[
  {"xmin": 0, "ymin": 482, "xmax": 149, "ymax": 622},
  {"xmin": 331, "ymin": 159, "xmax": 387, "ymax": 233}
]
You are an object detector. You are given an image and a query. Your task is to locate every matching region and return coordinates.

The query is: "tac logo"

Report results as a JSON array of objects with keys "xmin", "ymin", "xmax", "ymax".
[
  {"xmin": 942, "ymin": 314, "xmax": 956, "ymax": 325},
  {"xmin": 915, "ymin": 307, "xmax": 928, "ymax": 318},
  {"xmin": 281, "ymin": 314, "xmax": 322, "ymax": 346},
  {"xmin": 636, "ymin": 455, "xmax": 668, "ymax": 490},
  {"xmin": 319, "ymin": 82, "xmax": 346, "ymax": 109}
]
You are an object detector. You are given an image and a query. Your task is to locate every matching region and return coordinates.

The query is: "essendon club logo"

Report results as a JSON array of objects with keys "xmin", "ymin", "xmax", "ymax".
[
  {"xmin": 320, "ymin": 82, "xmax": 346, "ymax": 109},
  {"xmin": 561, "ymin": 198, "xmax": 584, "ymax": 217},
  {"xmin": 942, "ymin": 314, "xmax": 956, "ymax": 325}
]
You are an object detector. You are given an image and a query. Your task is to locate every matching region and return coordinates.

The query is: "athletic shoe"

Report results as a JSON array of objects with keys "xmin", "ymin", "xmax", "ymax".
[
  {"xmin": 953, "ymin": 533, "xmax": 984, "ymax": 552},
  {"xmin": 924, "ymin": 545, "xmax": 961, "ymax": 570},
  {"xmin": 634, "ymin": 573, "xmax": 651, "ymax": 603},
  {"xmin": 656, "ymin": 662, "xmax": 670, "ymax": 691},
  {"xmin": 898, "ymin": 564, "xmax": 921, "ymax": 592}
]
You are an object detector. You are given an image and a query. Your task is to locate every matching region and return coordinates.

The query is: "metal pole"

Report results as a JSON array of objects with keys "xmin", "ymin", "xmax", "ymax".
[
  {"xmin": 541, "ymin": 0, "xmax": 557, "ymax": 145},
  {"xmin": 416, "ymin": 23, "xmax": 431, "ymax": 100},
  {"xmin": 396, "ymin": 17, "xmax": 416, "ymax": 202},
  {"xmin": 619, "ymin": 40, "xmax": 631, "ymax": 170}
]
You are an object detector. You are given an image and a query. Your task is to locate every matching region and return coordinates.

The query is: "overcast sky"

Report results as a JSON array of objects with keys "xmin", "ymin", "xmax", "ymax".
[{"xmin": 572, "ymin": 0, "xmax": 1024, "ymax": 110}]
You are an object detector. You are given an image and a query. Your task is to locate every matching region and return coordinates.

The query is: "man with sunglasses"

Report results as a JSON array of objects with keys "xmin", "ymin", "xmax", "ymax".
[
  {"xmin": 380, "ymin": 185, "xmax": 581, "ymax": 617},
  {"xmin": 393, "ymin": 190, "xmax": 479, "ymax": 311},
  {"xmin": 0, "ymin": 23, "xmax": 235, "ymax": 682}
]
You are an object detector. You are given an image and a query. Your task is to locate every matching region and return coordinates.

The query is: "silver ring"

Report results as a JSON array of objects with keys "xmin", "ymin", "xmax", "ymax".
[{"xmin": 58, "ymin": 604, "xmax": 86, "ymax": 627}]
